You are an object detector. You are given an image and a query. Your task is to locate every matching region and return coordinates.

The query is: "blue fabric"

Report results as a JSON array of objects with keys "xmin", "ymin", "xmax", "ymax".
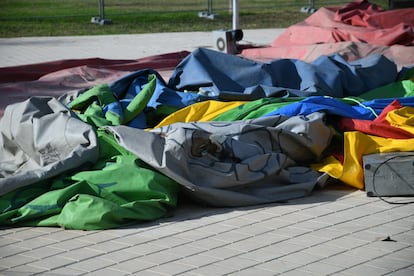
[
  {"xmin": 109, "ymin": 69, "xmax": 204, "ymax": 111},
  {"xmin": 103, "ymin": 100, "xmax": 147, "ymax": 128},
  {"xmin": 168, "ymin": 48, "xmax": 398, "ymax": 100},
  {"xmin": 263, "ymin": 96, "xmax": 378, "ymax": 120},
  {"xmin": 89, "ymin": 50, "xmax": 404, "ymax": 126},
  {"xmin": 263, "ymin": 96, "xmax": 414, "ymax": 120},
  {"xmin": 362, "ymin": 97, "xmax": 414, "ymax": 115}
]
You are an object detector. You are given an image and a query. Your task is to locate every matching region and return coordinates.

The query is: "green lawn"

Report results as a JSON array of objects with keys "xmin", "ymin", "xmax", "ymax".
[{"xmin": 0, "ymin": 0, "xmax": 389, "ymax": 37}]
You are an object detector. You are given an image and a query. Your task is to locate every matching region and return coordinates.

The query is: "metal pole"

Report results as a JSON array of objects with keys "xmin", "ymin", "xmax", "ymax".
[
  {"xmin": 232, "ymin": 0, "xmax": 239, "ymax": 30},
  {"xmin": 309, "ymin": 0, "xmax": 315, "ymax": 9},
  {"xmin": 208, "ymin": 0, "xmax": 213, "ymax": 15},
  {"xmin": 91, "ymin": 0, "xmax": 111, "ymax": 25},
  {"xmin": 99, "ymin": 0, "xmax": 104, "ymax": 19}
]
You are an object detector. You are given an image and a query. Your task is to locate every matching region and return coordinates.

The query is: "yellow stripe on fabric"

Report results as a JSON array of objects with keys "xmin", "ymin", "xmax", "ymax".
[
  {"xmin": 386, "ymin": 106, "xmax": 414, "ymax": 135},
  {"xmin": 312, "ymin": 132, "xmax": 414, "ymax": 189},
  {"xmin": 153, "ymin": 100, "xmax": 246, "ymax": 128}
]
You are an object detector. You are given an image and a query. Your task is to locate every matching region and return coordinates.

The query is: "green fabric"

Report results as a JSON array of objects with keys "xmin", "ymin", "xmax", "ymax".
[
  {"xmin": 68, "ymin": 74, "xmax": 159, "ymax": 128},
  {"xmin": 399, "ymin": 67, "xmax": 414, "ymax": 80},
  {"xmin": 358, "ymin": 79, "xmax": 414, "ymax": 101},
  {"xmin": 147, "ymin": 105, "xmax": 181, "ymax": 128},
  {"xmin": 69, "ymin": 83, "xmax": 116, "ymax": 110},
  {"xmin": 123, "ymin": 73, "xmax": 157, "ymax": 123},
  {"xmin": 0, "ymin": 130, "xmax": 179, "ymax": 230},
  {"xmin": 213, "ymin": 97, "xmax": 304, "ymax": 121}
]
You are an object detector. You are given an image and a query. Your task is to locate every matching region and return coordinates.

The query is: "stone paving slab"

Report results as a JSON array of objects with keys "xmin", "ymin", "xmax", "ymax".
[{"xmin": 1, "ymin": 184, "xmax": 413, "ymax": 275}]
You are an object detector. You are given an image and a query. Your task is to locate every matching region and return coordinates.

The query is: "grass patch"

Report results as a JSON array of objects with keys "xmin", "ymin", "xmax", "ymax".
[{"xmin": 0, "ymin": 0, "xmax": 389, "ymax": 37}]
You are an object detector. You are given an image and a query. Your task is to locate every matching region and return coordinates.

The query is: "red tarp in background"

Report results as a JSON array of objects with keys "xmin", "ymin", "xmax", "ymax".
[
  {"xmin": 241, "ymin": 0, "xmax": 414, "ymax": 66},
  {"xmin": 0, "ymin": 51, "xmax": 189, "ymax": 118}
]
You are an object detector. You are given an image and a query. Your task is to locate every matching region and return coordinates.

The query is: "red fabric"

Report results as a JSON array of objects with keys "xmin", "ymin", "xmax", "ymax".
[
  {"xmin": 241, "ymin": 1, "xmax": 414, "ymax": 63},
  {"xmin": 334, "ymin": 0, "xmax": 414, "ymax": 29},
  {"xmin": 0, "ymin": 51, "xmax": 189, "ymax": 83},
  {"xmin": 0, "ymin": 51, "xmax": 189, "ymax": 119},
  {"xmin": 271, "ymin": 4, "xmax": 414, "ymax": 47},
  {"xmin": 339, "ymin": 100, "xmax": 414, "ymax": 139},
  {"xmin": 241, "ymin": 41, "xmax": 414, "ymax": 70}
]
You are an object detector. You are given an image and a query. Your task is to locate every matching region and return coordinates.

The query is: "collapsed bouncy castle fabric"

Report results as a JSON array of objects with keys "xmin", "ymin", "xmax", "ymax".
[
  {"xmin": 0, "ymin": 100, "xmax": 179, "ymax": 229},
  {"xmin": 65, "ymin": 49, "xmax": 399, "ymax": 130},
  {"xmin": 169, "ymin": 48, "xmax": 397, "ymax": 99},
  {"xmin": 241, "ymin": 41, "xmax": 414, "ymax": 71},
  {"xmin": 312, "ymin": 100, "xmax": 414, "ymax": 189},
  {"xmin": 240, "ymin": 1, "xmax": 414, "ymax": 69},
  {"xmin": 271, "ymin": 0, "xmax": 414, "ymax": 47},
  {"xmin": 0, "ymin": 97, "xmax": 99, "ymax": 195},
  {"xmin": 68, "ymin": 69, "xmax": 209, "ymax": 129},
  {"xmin": 339, "ymin": 100, "xmax": 414, "ymax": 139},
  {"xmin": 1, "ymin": 2, "xmax": 414, "ymax": 229},
  {"xmin": 106, "ymin": 112, "xmax": 333, "ymax": 206},
  {"xmin": 0, "ymin": 52, "xmax": 189, "ymax": 119}
]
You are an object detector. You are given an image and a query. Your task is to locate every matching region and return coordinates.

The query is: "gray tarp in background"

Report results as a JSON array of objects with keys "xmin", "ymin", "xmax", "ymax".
[
  {"xmin": 107, "ymin": 112, "xmax": 333, "ymax": 206},
  {"xmin": 167, "ymin": 48, "xmax": 398, "ymax": 100},
  {"xmin": 0, "ymin": 97, "xmax": 99, "ymax": 195}
]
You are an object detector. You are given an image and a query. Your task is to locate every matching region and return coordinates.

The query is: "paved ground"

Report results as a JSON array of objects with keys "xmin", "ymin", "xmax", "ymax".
[
  {"xmin": 0, "ymin": 30, "xmax": 414, "ymax": 276},
  {"xmin": 0, "ymin": 29, "xmax": 280, "ymax": 67}
]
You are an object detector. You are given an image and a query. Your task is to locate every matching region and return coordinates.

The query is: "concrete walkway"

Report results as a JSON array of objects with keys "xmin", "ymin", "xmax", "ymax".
[
  {"xmin": 0, "ymin": 29, "xmax": 281, "ymax": 67},
  {"xmin": 0, "ymin": 30, "xmax": 413, "ymax": 276}
]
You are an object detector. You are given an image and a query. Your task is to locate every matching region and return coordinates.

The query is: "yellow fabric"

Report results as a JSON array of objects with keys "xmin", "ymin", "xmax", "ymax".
[
  {"xmin": 312, "ymin": 132, "xmax": 414, "ymax": 189},
  {"xmin": 386, "ymin": 106, "xmax": 414, "ymax": 135},
  {"xmin": 154, "ymin": 100, "xmax": 246, "ymax": 128}
]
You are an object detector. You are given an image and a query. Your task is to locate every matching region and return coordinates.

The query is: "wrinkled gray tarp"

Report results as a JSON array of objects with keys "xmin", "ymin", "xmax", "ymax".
[
  {"xmin": 0, "ymin": 97, "xmax": 99, "ymax": 195},
  {"xmin": 167, "ymin": 48, "xmax": 397, "ymax": 99},
  {"xmin": 107, "ymin": 112, "xmax": 333, "ymax": 206}
]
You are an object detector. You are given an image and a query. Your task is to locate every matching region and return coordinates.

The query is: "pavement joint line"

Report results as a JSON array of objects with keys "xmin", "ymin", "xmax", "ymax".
[
  {"xmin": 325, "ymin": 242, "xmax": 414, "ymax": 276},
  {"xmin": 385, "ymin": 262, "xmax": 414, "ymax": 275},
  {"xmin": 218, "ymin": 208, "xmax": 414, "ymax": 275},
  {"xmin": 1, "ymin": 183, "xmax": 410, "ymax": 272},
  {"xmin": 0, "ymin": 192, "xmax": 400, "ymax": 270}
]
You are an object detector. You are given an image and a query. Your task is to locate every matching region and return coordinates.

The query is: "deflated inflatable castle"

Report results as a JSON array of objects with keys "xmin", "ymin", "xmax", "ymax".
[{"xmin": 1, "ymin": 0, "xmax": 414, "ymax": 229}]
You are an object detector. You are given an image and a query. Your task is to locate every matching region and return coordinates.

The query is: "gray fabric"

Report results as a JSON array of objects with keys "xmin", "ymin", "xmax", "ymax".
[
  {"xmin": 0, "ymin": 97, "xmax": 99, "ymax": 195},
  {"xmin": 107, "ymin": 112, "xmax": 333, "ymax": 206}
]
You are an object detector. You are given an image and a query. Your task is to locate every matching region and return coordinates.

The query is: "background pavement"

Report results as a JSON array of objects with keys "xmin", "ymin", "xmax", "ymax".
[
  {"xmin": 0, "ymin": 29, "xmax": 413, "ymax": 275},
  {"xmin": 0, "ymin": 29, "xmax": 282, "ymax": 67}
]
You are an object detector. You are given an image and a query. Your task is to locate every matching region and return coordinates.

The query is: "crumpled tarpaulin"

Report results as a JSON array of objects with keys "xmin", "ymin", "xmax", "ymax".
[
  {"xmin": 106, "ymin": 112, "xmax": 333, "ymax": 207},
  {"xmin": 0, "ymin": 122, "xmax": 179, "ymax": 230},
  {"xmin": 0, "ymin": 97, "xmax": 180, "ymax": 230},
  {"xmin": 0, "ymin": 95, "xmax": 334, "ymax": 229},
  {"xmin": 0, "ymin": 52, "xmax": 189, "ymax": 119},
  {"xmin": 1, "ymin": 0, "xmax": 414, "ymax": 229},
  {"xmin": 0, "ymin": 51, "xmax": 189, "ymax": 83},
  {"xmin": 312, "ymin": 100, "xmax": 414, "ymax": 189},
  {"xmin": 66, "ymin": 49, "xmax": 400, "ymax": 131},
  {"xmin": 241, "ymin": 41, "xmax": 414, "ymax": 71},
  {"xmin": 0, "ymin": 97, "xmax": 99, "ymax": 195},
  {"xmin": 169, "ymin": 48, "xmax": 397, "ymax": 99},
  {"xmin": 339, "ymin": 99, "xmax": 414, "ymax": 139},
  {"xmin": 241, "ymin": 0, "xmax": 414, "ymax": 69},
  {"xmin": 334, "ymin": 0, "xmax": 414, "ymax": 29},
  {"xmin": 272, "ymin": 0, "xmax": 414, "ymax": 47}
]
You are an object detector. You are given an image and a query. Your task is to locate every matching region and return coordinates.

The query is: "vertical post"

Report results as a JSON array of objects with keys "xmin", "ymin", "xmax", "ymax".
[
  {"xmin": 232, "ymin": 0, "xmax": 239, "ymax": 30},
  {"xmin": 208, "ymin": 0, "xmax": 213, "ymax": 15},
  {"xmin": 91, "ymin": 0, "xmax": 111, "ymax": 25},
  {"xmin": 99, "ymin": 0, "xmax": 105, "ymax": 19},
  {"xmin": 309, "ymin": 0, "xmax": 315, "ymax": 9}
]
